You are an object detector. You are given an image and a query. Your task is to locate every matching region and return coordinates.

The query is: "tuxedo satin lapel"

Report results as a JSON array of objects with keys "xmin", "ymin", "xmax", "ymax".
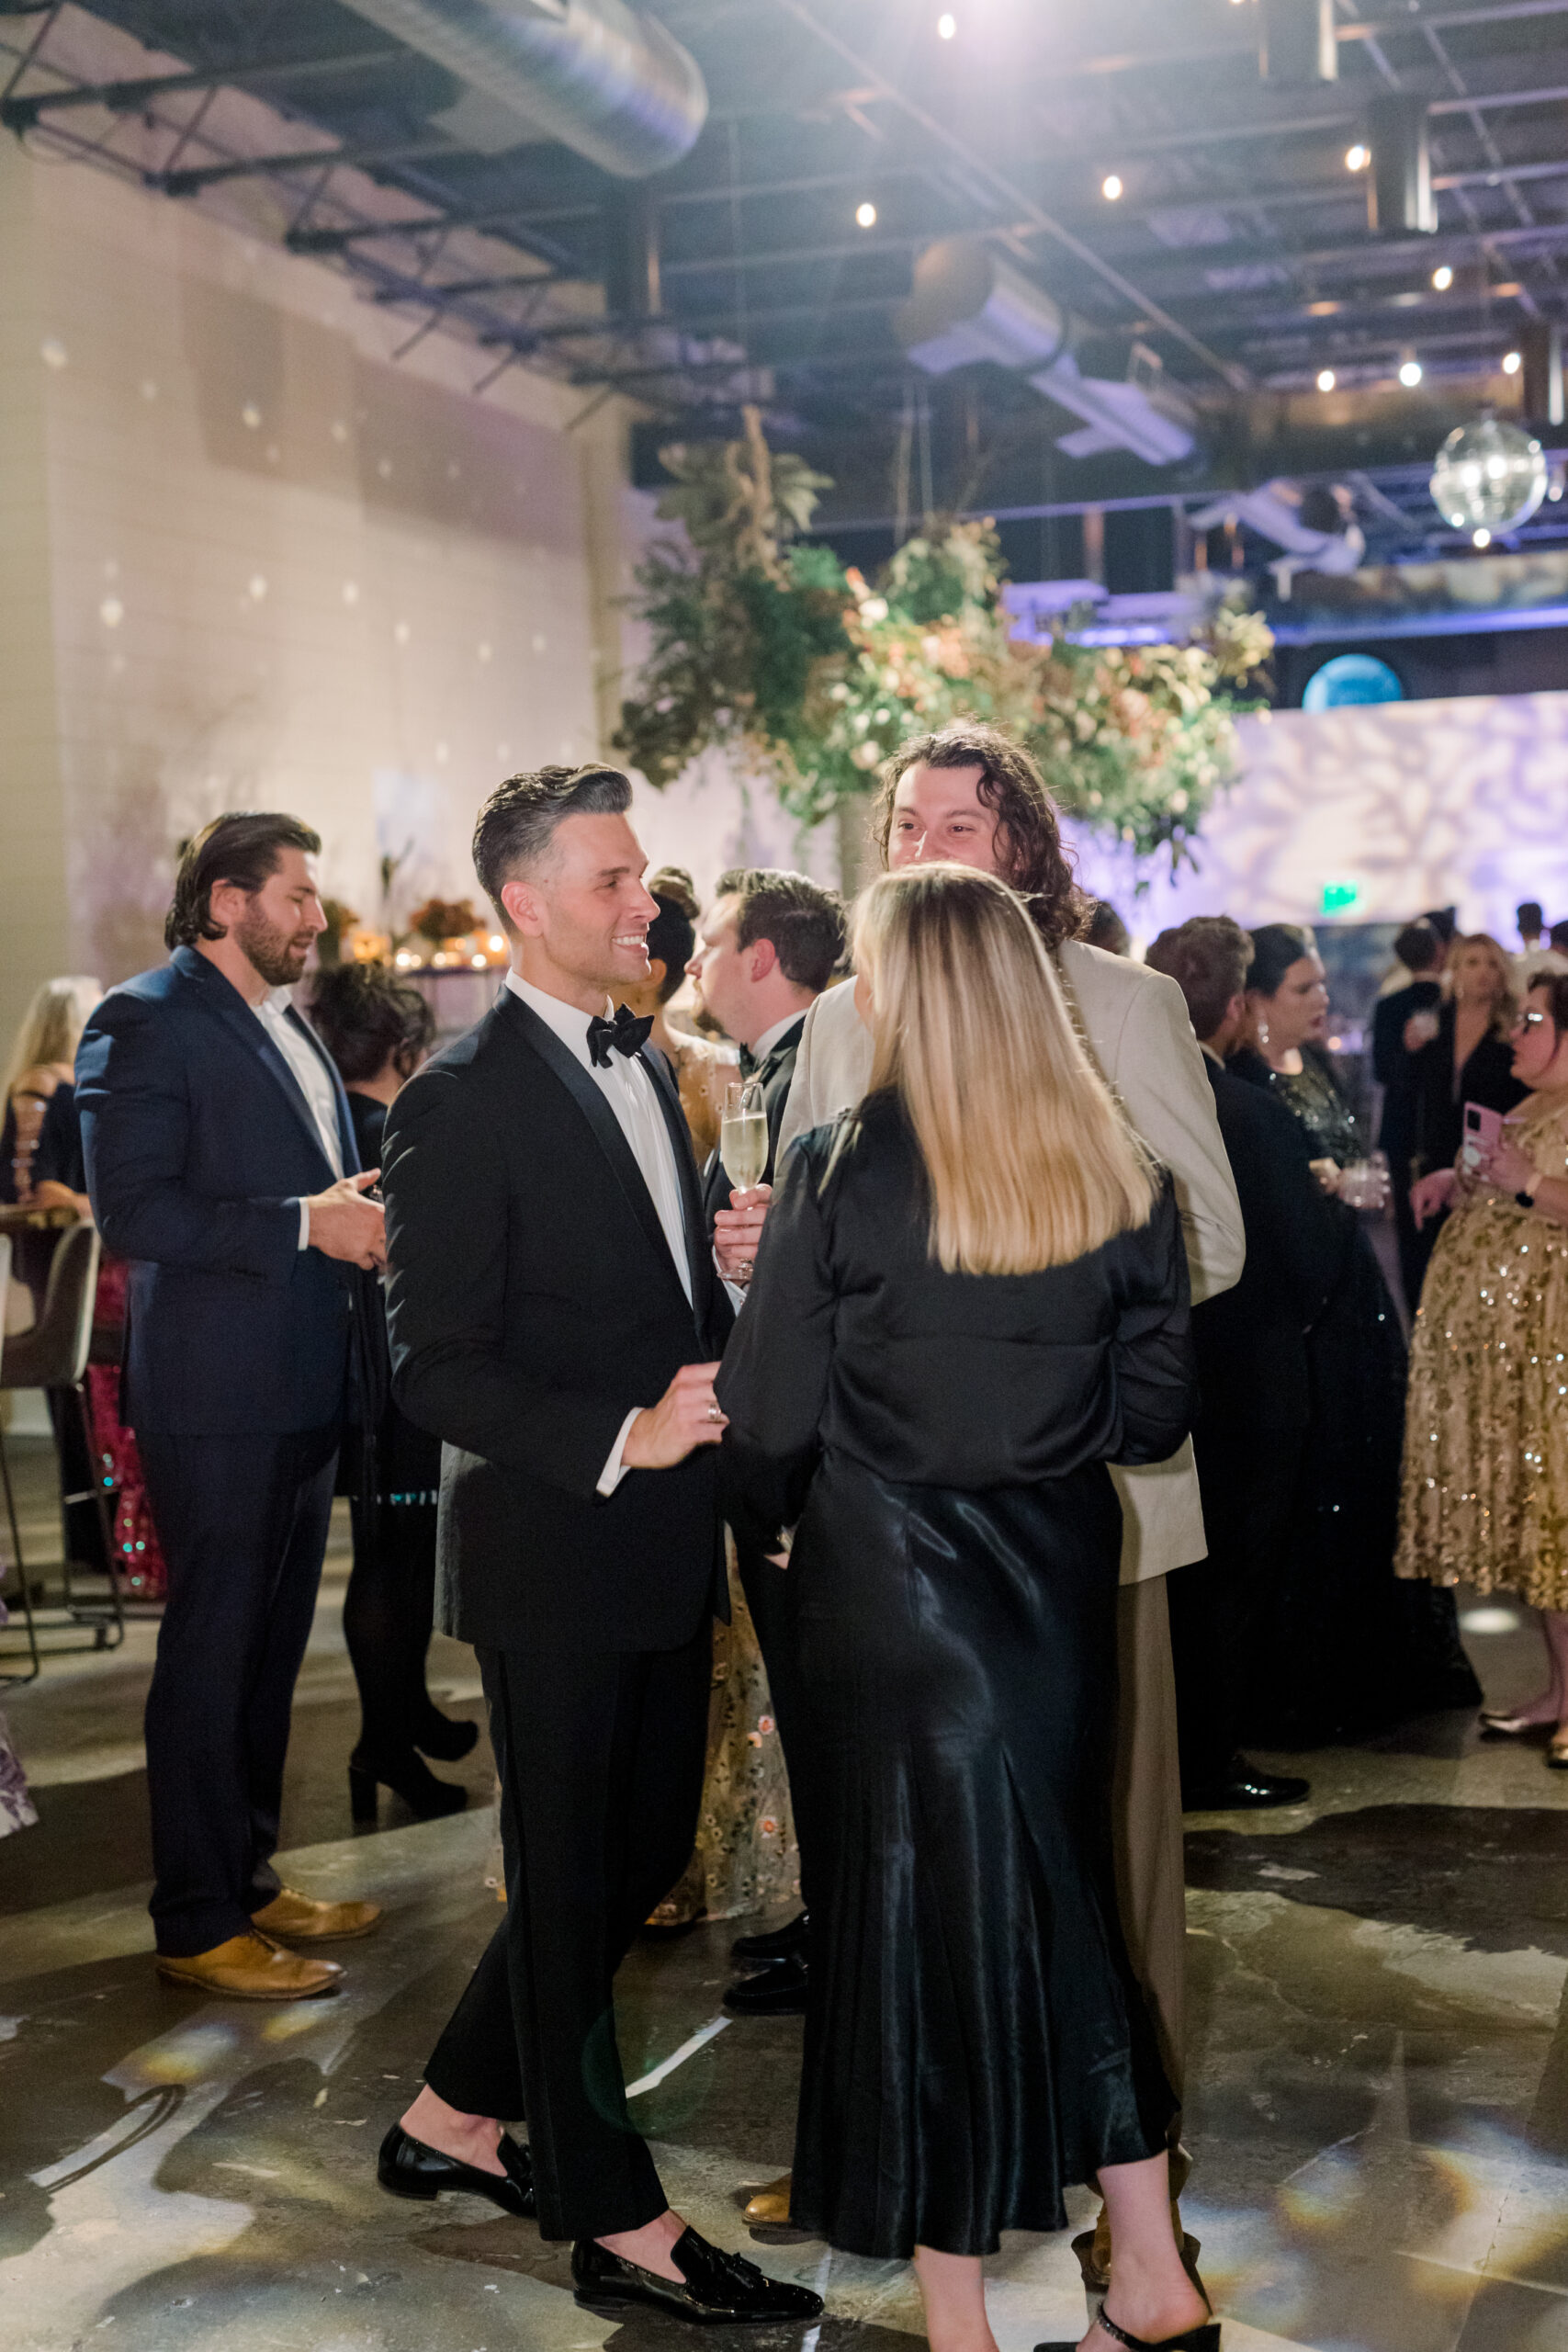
[
  {"xmin": 172, "ymin": 949, "xmax": 337, "ymax": 1180},
  {"xmin": 640, "ymin": 1044, "xmax": 709, "ymax": 1323},
  {"xmin": 498, "ymin": 992, "xmax": 687, "ymax": 1304}
]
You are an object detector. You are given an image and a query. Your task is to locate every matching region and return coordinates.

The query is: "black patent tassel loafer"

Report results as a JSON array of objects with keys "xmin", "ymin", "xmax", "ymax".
[
  {"xmin": 377, "ymin": 2120, "xmax": 535, "ymax": 2219},
  {"xmin": 1036, "ymin": 2315, "xmax": 1219, "ymax": 2352},
  {"xmin": 572, "ymin": 2227, "xmax": 824, "ymax": 2325}
]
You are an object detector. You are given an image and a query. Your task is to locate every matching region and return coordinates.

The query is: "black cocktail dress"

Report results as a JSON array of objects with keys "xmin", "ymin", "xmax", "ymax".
[{"xmin": 717, "ymin": 1094, "xmax": 1192, "ymax": 2260}]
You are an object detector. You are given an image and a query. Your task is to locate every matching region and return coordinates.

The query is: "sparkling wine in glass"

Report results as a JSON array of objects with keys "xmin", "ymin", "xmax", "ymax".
[{"xmin": 721, "ymin": 1080, "xmax": 769, "ymax": 1194}]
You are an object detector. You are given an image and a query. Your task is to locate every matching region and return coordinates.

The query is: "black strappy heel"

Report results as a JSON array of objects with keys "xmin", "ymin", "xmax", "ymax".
[{"xmin": 1035, "ymin": 2311, "xmax": 1219, "ymax": 2352}]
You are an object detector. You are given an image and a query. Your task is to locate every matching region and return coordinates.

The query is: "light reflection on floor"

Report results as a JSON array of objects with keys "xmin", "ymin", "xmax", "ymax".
[{"xmin": 6, "ymin": 1505, "xmax": 1568, "ymax": 2352}]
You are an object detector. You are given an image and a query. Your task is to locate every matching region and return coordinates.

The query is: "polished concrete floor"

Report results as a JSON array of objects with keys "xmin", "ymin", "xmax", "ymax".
[{"xmin": 6, "ymin": 1438, "xmax": 1568, "ymax": 2352}]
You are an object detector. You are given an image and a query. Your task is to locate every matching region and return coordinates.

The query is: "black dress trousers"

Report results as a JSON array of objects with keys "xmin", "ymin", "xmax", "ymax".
[
  {"xmin": 424, "ymin": 1624, "xmax": 711, "ymax": 2242},
  {"xmin": 138, "ymin": 1424, "xmax": 340, "ymax": 1956}
]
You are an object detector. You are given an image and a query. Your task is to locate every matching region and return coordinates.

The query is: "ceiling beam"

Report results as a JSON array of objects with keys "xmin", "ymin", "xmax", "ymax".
[
  {"xmin": 1039, "ymin": 1, "xmax": 1568, "ymax": 83},
  {"xmin": 766, "ymin": 0, "xmax": 1252, "ymax": 389},
  {"xmin": 153, "ymin": 133, "xmax": 461, "ymax": 198},
  {"xmin": 1, "ymin": 45, "xmax": 407, "ymax": 131},
  {"xmin": 287, "ymin": 199, "xmax": 601, "ymax": 254}
]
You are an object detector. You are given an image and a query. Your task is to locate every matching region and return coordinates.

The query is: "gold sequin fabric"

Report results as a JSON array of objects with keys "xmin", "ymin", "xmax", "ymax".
[{"xmin": 1396, "ymin": 1090, "xmax": 1568, "ymax": 1606}]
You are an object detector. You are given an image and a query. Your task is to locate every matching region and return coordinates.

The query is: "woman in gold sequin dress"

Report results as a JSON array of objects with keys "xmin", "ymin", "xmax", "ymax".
[{"xmin": 1397, "ymin": 973, "xmax": 1568, "ymax": 1763}]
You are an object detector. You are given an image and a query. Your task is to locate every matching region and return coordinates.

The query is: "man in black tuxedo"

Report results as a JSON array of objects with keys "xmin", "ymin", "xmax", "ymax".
[
  {"xmin": 683, "ymin": 869, "xmax": 843, "ymax": 2021},
  {"xmin": 1371, "ymin": 918, "xmax": 1446, "ymax": 1312},
  {"xmin": 1146, "ymin": 919, "xmax": 1345, "ymax": 1813},
  {"xmin": 76, "ymin": 814, "xmax": 389, "ymax": 1998},
  {"xmin": 376, "ymin": 767, "xmax": 821, "ymax": 2329}
]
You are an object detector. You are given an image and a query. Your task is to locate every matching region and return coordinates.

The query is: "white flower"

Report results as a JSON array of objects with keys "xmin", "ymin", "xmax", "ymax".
[
  {"xmin": 853, "ymin": 740, "xmax": 881, "ymax": 768},
  {"xmin": 860, "ymin": 596, "xmax": 888, "ymax": 624}
]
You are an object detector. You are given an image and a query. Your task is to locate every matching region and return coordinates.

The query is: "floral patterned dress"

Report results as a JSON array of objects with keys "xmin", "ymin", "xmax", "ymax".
[
  {"xmin": 0, "ymin": 1610, "xmax": 38, "ymax": 1838},
  {"xmin": 1397, "ymin": 1087, "xmax": 1568, "ymax": 1607}
]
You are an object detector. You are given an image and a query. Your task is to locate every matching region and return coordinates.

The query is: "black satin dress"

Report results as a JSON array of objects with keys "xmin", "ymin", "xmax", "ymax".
[{"xmin": 717, "ymin": 1095, "xmax": 1191, "ymax": 2260}]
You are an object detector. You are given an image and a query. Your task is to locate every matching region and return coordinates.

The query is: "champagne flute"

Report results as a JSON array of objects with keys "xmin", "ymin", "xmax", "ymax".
[{"xmin": 720, "ymin": 1078, "xmax": 769, "ymax": 1280}]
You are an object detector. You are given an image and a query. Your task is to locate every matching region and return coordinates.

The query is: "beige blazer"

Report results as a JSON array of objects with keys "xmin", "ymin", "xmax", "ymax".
[{"xmin": 777, "ymin": 940, "xmax": 1245, "ymax": 1584}]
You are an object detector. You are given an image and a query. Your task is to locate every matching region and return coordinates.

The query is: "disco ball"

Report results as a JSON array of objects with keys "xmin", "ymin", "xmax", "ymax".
[{"xmin": 1429, "ymin": 415, "xmax": 1548, "ymax": 536}]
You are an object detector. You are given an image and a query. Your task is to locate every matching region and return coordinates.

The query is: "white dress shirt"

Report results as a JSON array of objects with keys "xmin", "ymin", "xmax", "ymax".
[
  {"xmin": 255, "ymin": 989, "xmax": 343, "ymax": 1248},
  {"xmin": 505, "ymin": 972, "xmax": 693, "ymax": 1494}
]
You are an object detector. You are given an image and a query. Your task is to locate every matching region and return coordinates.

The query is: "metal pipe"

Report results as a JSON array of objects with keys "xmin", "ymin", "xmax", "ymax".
[
  {"xmin": 1, "ymin": 44, "xmax": 404, "ymax": 130},
  {"xmin": 330, "ymin": 0, "xmax": 707, "ymax": 178}
]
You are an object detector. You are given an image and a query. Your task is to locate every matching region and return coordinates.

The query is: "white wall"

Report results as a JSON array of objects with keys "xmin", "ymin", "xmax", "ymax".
[
  {"xmin": 0, "ymin": 138, "xmax": 625, "ymax": 1041},
  {"xmin": 1072, "ymin": 689, "xmax": 1568, "ymax": 945}
]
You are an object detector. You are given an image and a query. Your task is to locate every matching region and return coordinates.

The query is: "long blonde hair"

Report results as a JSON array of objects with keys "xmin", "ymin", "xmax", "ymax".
[
  {"xmin": 853, "ymin": 865, "xmax": 1156, "ymax": 1275},
  {"xmin": 1445, "ymin": 932, "xmax": 1515, "ymax": 1035},
  {"xmin": 4, "ymin": 977, "xmax": 103, "ymax": 1097}
]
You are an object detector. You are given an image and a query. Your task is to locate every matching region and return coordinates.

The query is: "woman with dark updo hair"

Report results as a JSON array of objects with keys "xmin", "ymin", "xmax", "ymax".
[
  {"xmin": 310, "ymin": 962, "xmax": 474, "ymax": 1822},
  {"xmin": 614, "ymin": 866, "xmax": 737, "ymax": 1159},
  {"xmin": 1225, "ymin": 924, "xmax": 1478, "ymax": 1744}
]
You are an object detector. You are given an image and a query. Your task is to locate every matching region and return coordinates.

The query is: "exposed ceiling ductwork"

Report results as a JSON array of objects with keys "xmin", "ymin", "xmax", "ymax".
[
  {"xmin": 896, "ymin": 238, "xmax": 1198, "ymax": 470},
  {"xmin": 329, "ymin": 0, "xmax": 707, "ymax": 177}
]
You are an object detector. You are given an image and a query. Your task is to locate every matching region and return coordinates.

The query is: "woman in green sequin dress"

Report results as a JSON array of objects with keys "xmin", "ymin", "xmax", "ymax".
[{"xmin": 1397, "ymin": 974, "xmax": 1568, "ymax": 1761}]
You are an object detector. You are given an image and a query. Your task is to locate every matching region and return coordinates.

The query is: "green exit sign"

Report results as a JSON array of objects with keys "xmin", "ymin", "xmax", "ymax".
[{"xmin": 1321, "ymin": 880, "xmax": 1360, "ymax": 915}]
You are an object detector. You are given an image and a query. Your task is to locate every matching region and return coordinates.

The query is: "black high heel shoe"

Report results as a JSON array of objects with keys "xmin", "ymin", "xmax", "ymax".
[
  {"xmin": 413, "ymin": 1711, "xmax": 479, "ymax": 1763},
  {"xmin": 350, "ymin": 1748, "xmax": 467, "ymax": 1824},
  {"xmin": 1036, "ymin": 2314, "xmax": 1219, "ymax": 2351}
]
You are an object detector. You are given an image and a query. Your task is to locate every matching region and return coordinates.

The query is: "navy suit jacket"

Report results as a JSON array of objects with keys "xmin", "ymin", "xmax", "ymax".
[{"xmin": 75, "ymin": 946, "xmax": 359, "ymax": 1437}]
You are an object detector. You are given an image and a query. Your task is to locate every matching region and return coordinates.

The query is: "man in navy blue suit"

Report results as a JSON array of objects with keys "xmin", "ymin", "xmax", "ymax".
[{"xmin": 77, "ymin": 814, "xmax": 389, "ymax": 1998}]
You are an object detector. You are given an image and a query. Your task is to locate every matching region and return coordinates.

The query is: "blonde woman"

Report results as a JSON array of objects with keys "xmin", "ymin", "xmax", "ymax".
[
  {"xmin": 2, "ymin": 977, "xmax": 102, "ymax": 1208},
  {"xmin": 717, "ymin": 866, "xmax": 1212, "ymax": 2352},
  {"xmin": 1404, "ymin": 931, "xmax": 1524, "ymax": 1288}
]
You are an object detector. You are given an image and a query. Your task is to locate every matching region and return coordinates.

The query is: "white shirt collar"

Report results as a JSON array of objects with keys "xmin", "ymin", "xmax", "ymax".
[
  {"xmin": 505, "ymin": 970, "xmax": 612, "ymax": 1069},
  {"xmin": 750, "ymin": 1008, "xmax": 807, "ymax": 1066}
]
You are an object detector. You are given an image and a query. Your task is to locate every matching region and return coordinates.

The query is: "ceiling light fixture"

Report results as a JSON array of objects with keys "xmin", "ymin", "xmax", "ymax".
[
  {"xmin": 1346, "ymin": 142, "xmax": 1370, "ymax": 172},
  {"xmin": 855, "ymin": 200, "xmax": 877, "ymax": 228},
  {"xmin": 937, "ymin": 10, "xmax": 956, "ymax": 35},
  {"xmin": 1472, "ymin": 527, "xmax": 1491, "ymax": 548},
  {"xmin": 1502, "ymin": 349, "xmax": 1522, "ymax": 375},
  {"xmin": 1101, "ymin": 174, "xmax": 1124, "ymax": 202},
  {"xmin": 1431, "ymin": 264, "xmax": 1453, "ymax": 290},
  {"xmin": 1399, "ymin": 358, "xmax": 1423, "ymax": 387},
  {"xmin": 1316, "ymin": 368, "xmax": 1337, "ymax": 391}
]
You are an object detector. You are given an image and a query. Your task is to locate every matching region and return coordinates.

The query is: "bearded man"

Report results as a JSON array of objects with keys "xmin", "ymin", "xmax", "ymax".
[{"xmin": 77, "ymin": 813, "xmax": 387, "ymax": 1998}]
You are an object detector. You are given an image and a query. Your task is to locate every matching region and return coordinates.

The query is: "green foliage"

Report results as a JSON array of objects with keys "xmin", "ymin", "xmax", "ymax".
[{"xmin": 613, "ymin": 410, "xmax": 1272, "ymax": 868}]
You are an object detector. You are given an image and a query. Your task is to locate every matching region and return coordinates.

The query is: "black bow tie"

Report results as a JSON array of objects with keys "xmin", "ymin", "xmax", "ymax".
[
  {"xmin": 739, "ymin": 1045, "xmax": 759, "ymax": 1080},
  {"xmin": 587, "ymin": 1004, "xmax": 654, "ymax": 1069}
]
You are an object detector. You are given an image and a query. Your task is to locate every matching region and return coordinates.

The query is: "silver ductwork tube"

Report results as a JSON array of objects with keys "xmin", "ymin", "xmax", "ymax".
[{"xmin": 333, "ymin": 0, "xmax": 707, "ymax": 178}]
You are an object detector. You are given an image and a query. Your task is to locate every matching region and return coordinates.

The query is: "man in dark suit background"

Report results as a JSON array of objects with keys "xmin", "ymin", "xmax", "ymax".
[
  {"xmin": 75, "ymin": 814, "xmax": 388, "ymax": 1998},
  {"xmin": 683, "ymin": 868, "xmax": 843, "ymax": 2023},
  {"xmin": 1146, "ymin": 918, "xmax": 1344, "ymax": 1814},
  {"xmin": 1371, "ymin": 918, "xmax": 1447, "ymax": 1312},
  {"xmin": 376, "ymin": 767, "xmax": 821, "ymax": 2329}
]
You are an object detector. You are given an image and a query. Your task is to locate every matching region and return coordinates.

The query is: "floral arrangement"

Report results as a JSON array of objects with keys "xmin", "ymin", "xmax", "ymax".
[
  {"xmin": 614, "ymin": 409, "xmax": 1271, "ymax": 868},
  {"xmin": 409, "ymin": 896, "xmax": 482, "ymax": 946},
  {"xmin": 316, "ymin": 899, "xmax": 361, "ymax": 965}
]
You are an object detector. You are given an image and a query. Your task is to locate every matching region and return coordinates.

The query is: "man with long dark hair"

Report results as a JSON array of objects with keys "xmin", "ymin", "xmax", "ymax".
[
  {"xmin": 75, "ymin": 813, "xmax": 386, "ymax": 1998},
  {"xmin": 728, "ymin": 722, "xmax": 1243, "ymax": 2280}
]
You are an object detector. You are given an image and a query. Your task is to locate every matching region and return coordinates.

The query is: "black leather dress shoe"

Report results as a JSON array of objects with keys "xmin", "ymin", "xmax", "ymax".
[
  {"xmin": 730, "ymin": 1910, "xmax": 808, "ymax": 1964},
  {"xmin": 572, "ymin": 2226, "xmax": 824, "ymax": 2324},
  {"xmin": 377, "ymin": 2121, "xmax": 535, "ymax": 2218},
  {"xmin": 1183, "ymin": 1758, "xmax": 1310, "ymax": 1812},
  {"xmin": 724, "ymin": 1951, "xmax": 809, "ymax": 2016}
]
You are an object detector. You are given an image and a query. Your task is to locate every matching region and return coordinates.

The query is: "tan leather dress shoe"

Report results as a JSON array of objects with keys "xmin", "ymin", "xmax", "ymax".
[
  {"xmin": 156, "ymin": 1932, "xmax": 344, "ymax": 2001},
  {"xmin": 743, "ymin": 2174, "xmax": 795, "ymax": 2226},
  {"xmin": 252, "ymin": 1888, "xmax": 383, "ymax": 1942}
]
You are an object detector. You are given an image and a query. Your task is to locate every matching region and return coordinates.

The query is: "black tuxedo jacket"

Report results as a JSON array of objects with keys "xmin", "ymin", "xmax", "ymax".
[
  {"xmin": 700, "ymin": 1014, "xmax": 807, "ymax": 1235},
  {"xmin": 380, "ymin": 986, "xmax": 733, "ymax": 1653}
]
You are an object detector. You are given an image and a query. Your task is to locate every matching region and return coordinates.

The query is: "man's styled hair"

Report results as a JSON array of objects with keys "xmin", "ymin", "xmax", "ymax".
[
  {"xmin": 1517, "ymin": 901, "xmax": 1545, "ymax": 934},
  {"xmin": 165, "ymin": 813, "xmax": 321, "ymax": 951},
  {"xmin": 1145, "ymin": 917, "xmax": 1253, "ymax": 1044},
  {"xmin": 869, "ymin": 722, "xmax": 1087, "ymax": 949},
  {"xmin": 1394, "ymin": 920, "xmax": 1443, "ymax": 976},
  {"xmin": 1525, "ymin": 968, "xmax": 1568, "ymax": 1031},
  {"xmin": 715, "ymin": 867, "xmax": 846, "ymax": 995},
  {"xmin": 471, "ymin": 763, "xmax": 633, "ymax": 924}
]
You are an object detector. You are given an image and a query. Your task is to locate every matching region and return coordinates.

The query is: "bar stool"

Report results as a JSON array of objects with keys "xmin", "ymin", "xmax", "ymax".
[{"xmin": 0, "ymin": 1221, "xmax": 125, "ymax": 1682}]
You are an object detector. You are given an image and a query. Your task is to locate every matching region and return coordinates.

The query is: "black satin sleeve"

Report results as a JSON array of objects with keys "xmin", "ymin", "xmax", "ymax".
[
  {"xmin": 716, "ymin": 1133, "xmax": 836, "ymax": 1547},
  {"xmin": 1108, "ymin": 1174, "xmax": 1197, "ymax": 1466}
]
